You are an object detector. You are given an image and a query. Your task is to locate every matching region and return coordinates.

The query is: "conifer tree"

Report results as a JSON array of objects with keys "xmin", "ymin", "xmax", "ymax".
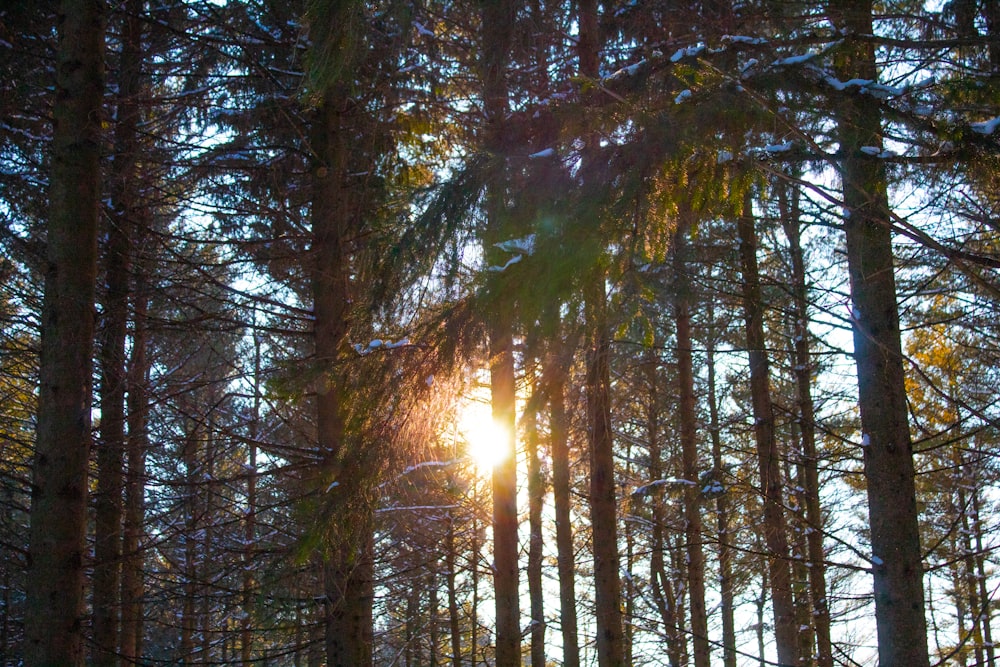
[
  {"xmin": 24, "ymin": 0, "xmax": 105, "ymax": 662},
  {"xmin": 829, "ymin": 1, "xmax": 931, "ymax": 664}
]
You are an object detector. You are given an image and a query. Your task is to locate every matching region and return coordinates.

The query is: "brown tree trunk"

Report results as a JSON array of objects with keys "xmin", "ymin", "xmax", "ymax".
[
  {"xmin": 25, "ymin": 0, "xmax": 105, "ymax": 662},
  {"xmin": 577, "ymin": 2, "xmax": 625, "ymax": 664},
  {"xmin": 830, "ymin": 2, "xmax": 930, "ymax": 664},
  {"xmin": 430, "ymin": 572, "xmax": 440, "ymax": 667},
  {"xmin": 323, "ymin": 531, "xmax": 375, "ymax": 666},
  {"xmin": 446, "ymin": 514, "xmax": 462, "ymax": 667},
  {"xmin": 972, "ymin": 485, "xmax": 996, "ymax": 667},
  {"xmin": 120, "ymin": 249, "xmax": 150, "ymax": 662},
  {"xmin": 642, "ymin": 350, "xmax": 683, "ymax": 663},
  {"xmin": 93, "ymin": 3, "xmax": 144, "ymax": 662},
  {"xmin": 312, "ymin": 83, "xmax": 375, "ymax": 665},
  {"xmin": 549, "ymin": 361, "xmax": 581, "ymax": 667},
  {"xmin": 480, "ymin": 0, "xmax": 520, "ymax": 662},
  {"xmin": 306, "ymin": 5, "xmax": 378, "ymax": 661},
  {"xmin": 242, "ymin": 333, "xmax": 261, "ymax": 663},
  {"xmin": 706, "ymin": 304, "xmax": 737, "ymax": 667},
  {"xmin": 672, "ymin": 211, "xmax": 711, "ymax": 667},
  {"xmin": 737, "ymin": 194, "xmax": 799, "ymax": 666},
  {"xmin": 526, "ymin": 391, "xmax": 546, "ymax": 667},
  {"xmin": 779, "ymin": 181, "xmax": 833, "ymax": 667},
  {"xmin": 181, "ymin": 428, "xmax": 198, "ymax": 664},
  {"xmin": 584, "ymin": 275, "xmax": 626, "ymax": 667}
]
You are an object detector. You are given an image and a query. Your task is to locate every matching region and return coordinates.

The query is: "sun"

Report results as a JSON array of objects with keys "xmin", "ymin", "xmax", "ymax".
[{"xmin": 457, "ymin": 398, "xmax": 511, "ymax": 471}]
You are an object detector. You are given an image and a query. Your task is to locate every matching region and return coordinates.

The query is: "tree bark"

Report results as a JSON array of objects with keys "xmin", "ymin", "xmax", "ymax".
[
  {"xmin": 312, "ymin": 83, "xmax": 375, "ymax": 665},
  {"xmin": 779, "ymin": 181, "xmax": 833, "ymax": 667},
  {"xmin": 25, "ymin": 0, "xmax": 105, "ymax": 663},
  {"xmin": 480, "ymin": 0, "xmax": 520, "ymax": 663},
  {"xmin": 672, "ymin": 211, "xmax": 711, "ymax": 667},
  {"xmin": 829, "ymin": 2, "xmax": 931, "ymax": 664},
  {"xmin": 446, "ymin": 515, "xmax": 462, "ymax": 667},
  {"xmin": 120, "ymin": 242, "xmax": 149, "ymax": 662},
  {"xmin": 549, "ymin": 361, "xmax": 581, "ymax": 667},
  {"xmin": 243, "ymin": 333, "xmax": 260, "ymax": 662},
  {"xmin": 706, "ymin": 303, "xmax": 737, "ymax": 667},
  {"xmin": 93, "ymin": 4, "xmax": 144, "ymax": 661},
  {"xmin": 737, "ymin": 194, "xmax": 799, "ymax": 667},
  {"xmin": 578, "ymin": 2, "xmax": 626, "ymax": 664},
  {"xmin": 526, "ymin": 392, "xmax": 546, "ymax": 667}
]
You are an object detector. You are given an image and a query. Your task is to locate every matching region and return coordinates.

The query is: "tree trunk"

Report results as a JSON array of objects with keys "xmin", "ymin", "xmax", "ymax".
[
  {"xmin": 480, "ymin": 0, "xmax": 520, "ymax": 662},
  {"xmin": 526, "ymin": 392, "xmax": 546, "ymax": 667},
  {"xmin": 430, "ymin": 572, "xmax": 440, "ymax": 667},
  {"xmin": 643, "ymin": 350, "xmax": 682, "ymax": 662},
  {"xmin": 972, "ymin": 485, "xmax": 996, "ymax": 667},
  {"xmin": 242, "ymin": 333, "xmax": 260, "ymax": 662},
  {"xmin": 312, "ymin": 83, "xmax": 375, "ymax": 665},
  {"xmin": 93, "ymin": 3, "xmax": 144, "ymax": 662},
  {"xmin": 181, "ymin": 428, "xmax": 198, "ymax": 664},
  {"xmin": 549, "ymin": 361, "xmax": 581, "ymax": 667},
  {"xmin": 672, "ymin": 211, "xmax": 711, "ymax": 667},
  {"xmin": 446, "ymin": 514, "xmax": 462, "ymax": 667},
  {"xmin": 323, "ymin": 530, "xmax": 375, "ymax": 666},
  {"xmin": 706, "ymin": 304, "xmax": 737, "ymax": 667},
  {"xmin": 779, "ymin": 182, "xmax": 833, "ymax": 667},
  {"xmin": 578, "ymin": 2, "xmax": 625, "ymax": 664},
  {"xmin": 585, "ymin": 275, "xmax": 626, "ymax": 667},
  {"xmin": 25, "ymin": 0, "xmax": 105, "ymax": 662},
  {"xmin": 829, "ymin": 2, "xmax": 930, "ymax": 664},
  {"xmin": 737, "ymin": 194, "xmax": 799, "ymax": 666},
  {"xmin": 120, "ymin": 246, "xmax": 150, "ymax": 662}
]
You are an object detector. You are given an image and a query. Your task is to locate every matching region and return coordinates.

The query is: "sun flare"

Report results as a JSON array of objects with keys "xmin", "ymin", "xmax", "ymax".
[{"xmin": 457, "ymin": 399, "xmax": 511, "ymax": 470}]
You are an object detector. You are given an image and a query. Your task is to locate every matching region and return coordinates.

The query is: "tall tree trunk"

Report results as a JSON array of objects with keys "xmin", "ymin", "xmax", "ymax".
[
  {"xmin": 181, "ymin": 428, "xmax": 199, "ymax": 664},
  {"xmin": 672, "ymin": 211, "xmax": 711, "ymax": 667},
  {"xmin": 446, "ymin": 514, "xmax": 462, "ymax": 667},
  {"xmin": 470, "ymin": 496, "xmax": 480, "ymax": 666},
  {"xmin": 200, "ymin": 419, "xmax": 216, "ymax": 662},
  {"xmin": 120, "ymin": 248, "xmax": 150, "ymax": 662},
  {"xmin": 737, "ymin": 194, "xmax": 799, "ymax": 666},
  {"xmin": 971, "ymin": 484, "xmax": 996, "ymax": 667},
  {"xmin": 671, "ymin": 537, "xmax": 690, "ymax": 666},
  {"xmin": 323, "ymin": 530, "xmax": 375, "ymax": 666},
  {"xmin": 549, "ymin": 360, "xmax": 581, "ymax": 667},
  {"xmin": 311, "ymin": 84, "xmax": 374, "ymax": 666},
  {"xmin": 830, "ymin": 2, "xmax": 930, "ymax": 664},
  {"xmin": 584, "ymin": 271, "xmax": 625, "ymax": 667},
  {"xmin": 525, "ymin": 391, "xmax": 546, "ymax": 667},
  {"xmin": 578, "ymin": 2, "xmax": 625, "ymax": 664},
  {"xmin": 430, "ymin": 572, "xmax": 440, "ymax": 667},
  {"xmin": 706, "ymin": 304, "xmax": 737, "ymax": 667},
  {"xmin": 958, "ymin": 473, "xmax": 984, "ymax": 667},
  {"xmin": 25, "ymin": 0, "xmax": 105, "ymax": 662},
  {"xmin": 480, "ymin": 0, "xmax": 520, "ymax": 663},
  {"xmin": 93, "ymin": 2, "xmax": 144, "ymax": 662},
  {"xmin": 308, "ymin": 2, "xmax": 376, "ymax": 653},
  {"xmin": 779, "ymin": 182, "xmax": 833, "ymax": 667},
  {"xmin": 243, "ymin": 333, "xmax": 260, "ymax": 662},
  {"xmin": 756, "ymin": 566, "xmax": 769, "ymax": 667},
  {"xmin": 405, "ymin": 585, "xmax": 418, "ymax": 667},
  {"xmin": 643, "ymin": 351, "xmax": 681, "ymax": 661}
]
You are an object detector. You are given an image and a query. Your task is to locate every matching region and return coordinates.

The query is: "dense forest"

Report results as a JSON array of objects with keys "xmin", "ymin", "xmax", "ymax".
[{"xmin": 1, "ymin": 0, "xmax": 999, "ymax": 665}]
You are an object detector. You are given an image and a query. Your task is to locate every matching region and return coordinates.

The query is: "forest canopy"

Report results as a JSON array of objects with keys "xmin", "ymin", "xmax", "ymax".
[{"xmin": 1, "ymin": 0, "xmax": 999, "ymax": 665}]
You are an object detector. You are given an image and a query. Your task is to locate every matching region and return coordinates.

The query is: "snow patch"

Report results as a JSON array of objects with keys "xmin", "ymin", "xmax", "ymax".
[
  {"xmin": 773, "ymin": 53, "xmax": 815, "ymax": 66},
  {"xmin": 494, "ymin": 234, "xmax": 536, "ymax": 255},
  {"xmin": 971, "ymin": 117, "xmax": 1000, "ymax": 135},
  {"xmin": 671, "ymin": 44, "xmax": 705, "ymax": 62},
  {"xmin": 487, "ymin": 255, "xmax": 522, "ymax": 272}
]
